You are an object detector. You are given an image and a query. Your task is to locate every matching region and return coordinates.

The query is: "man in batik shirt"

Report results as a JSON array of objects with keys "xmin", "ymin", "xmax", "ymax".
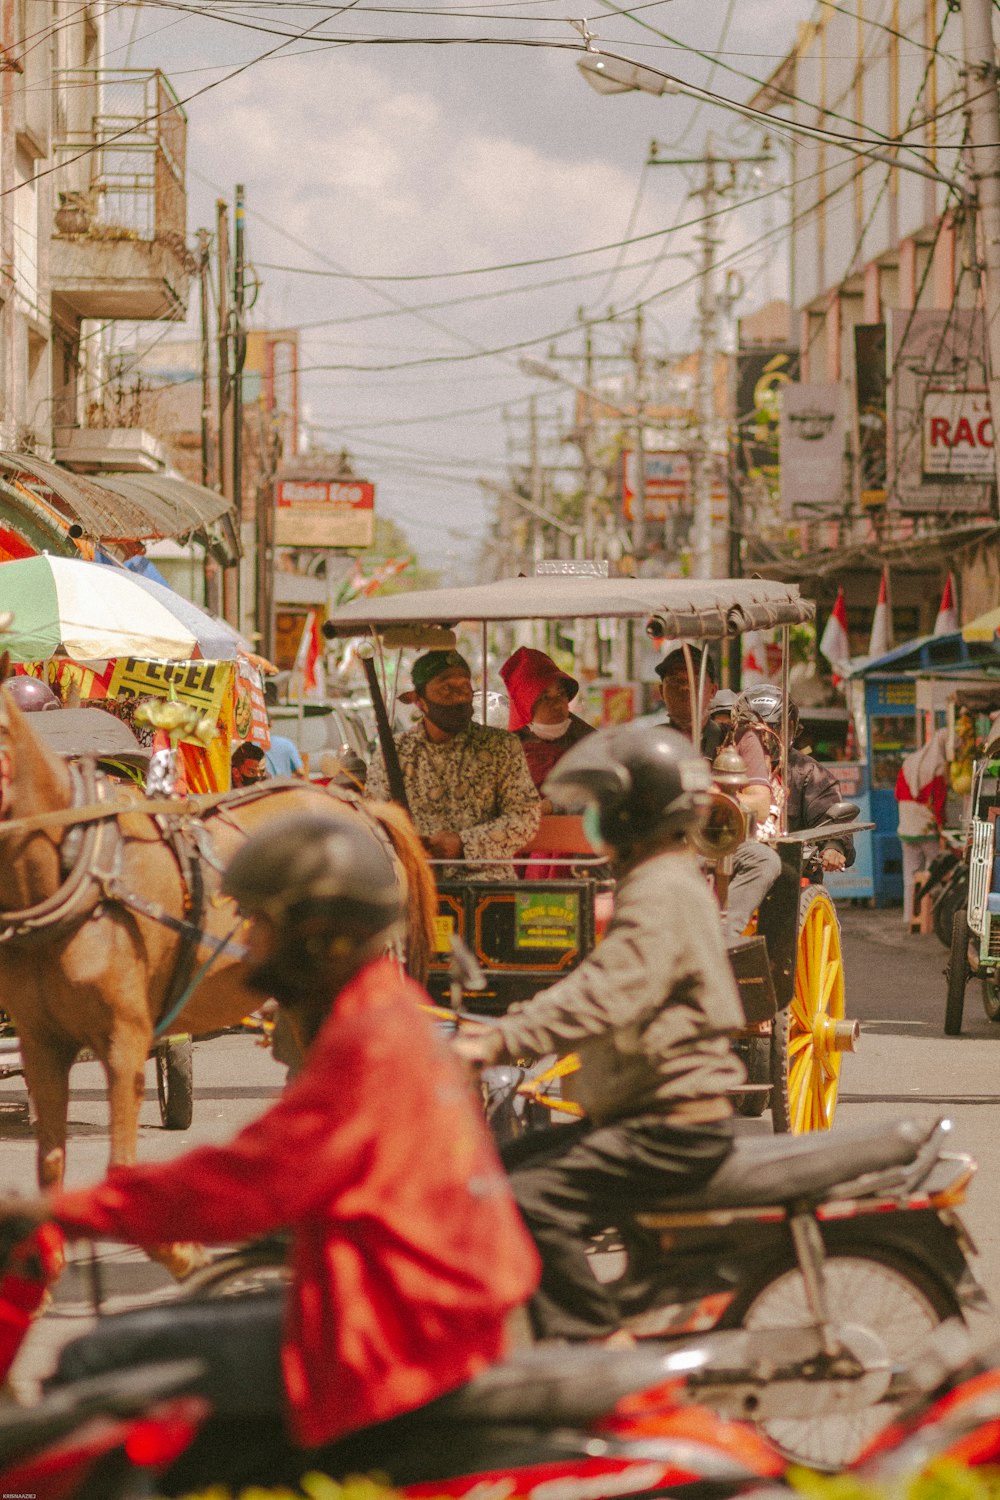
[{"xmin": 367, "ymin": 650, "xmax": 541, "ymax": 880}]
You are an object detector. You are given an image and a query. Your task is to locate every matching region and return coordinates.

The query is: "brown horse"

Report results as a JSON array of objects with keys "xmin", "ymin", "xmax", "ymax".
[{"xmin": 0, "ymin": 683, "xmax": 436, "ymax": 1211}]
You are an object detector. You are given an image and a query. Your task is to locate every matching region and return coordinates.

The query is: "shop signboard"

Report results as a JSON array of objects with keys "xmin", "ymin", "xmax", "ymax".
[
  {"xmin": 779, "ymin": 384, "xmax": 846, "ymax": 515},
  {"xmin": 922, "ymin": 389, "xmax": 994, "ymax": 476},
  {"xmin": 890, "ymin": 309, "xmax": 992, "ymax": 512},
  {"xmin": 734, "ymin": 346, "xmax": 799, "ymax": 474},
  {"xmin": 275, "ymin": 478, "xmax": 375, "ymax": 548},
  {"xmin": 621, "ymin": 450, "xmax": 690, "ymax": 522}
]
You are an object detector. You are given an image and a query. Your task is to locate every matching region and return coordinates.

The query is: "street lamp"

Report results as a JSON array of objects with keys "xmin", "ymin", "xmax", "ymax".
[{"xmin": 577, "ymin": 55, "xmax": 682, "ymax": 99}]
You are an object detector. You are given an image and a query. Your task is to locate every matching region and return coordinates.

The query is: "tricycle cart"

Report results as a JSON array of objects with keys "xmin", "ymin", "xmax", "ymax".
[
  {"xmin": 944, "ymin": 722, "xmax": 1000, "ymax": 1033},
  {"xmin": 326, "ymin": 574, "xmax": 862, "ymax": 1133}
]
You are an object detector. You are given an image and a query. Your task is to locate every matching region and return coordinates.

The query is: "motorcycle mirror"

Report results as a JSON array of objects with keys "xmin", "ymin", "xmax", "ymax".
[{"xmin": 821, "ymin": 801, "xmax": 860, "ymax": 825}]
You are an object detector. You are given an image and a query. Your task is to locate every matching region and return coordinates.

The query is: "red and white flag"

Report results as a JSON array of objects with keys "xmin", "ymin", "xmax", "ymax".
[
  {"xmin": 741, "ymin": 630, "xmax": 768, "ymax": 687},
  {"xmin": 819, "ymin": 586, "xmax": 850, "ymax": 685},
  {"xmin": 293, "ymin": 610, "xmax": 323, "ymax": 694},
  {"xmin": 868, "ymin": 569, "xmax": 890, "ymax": 660},
  {"xmin": 934, "ymin": 573, "xmax": 958, "ymax": 636}
]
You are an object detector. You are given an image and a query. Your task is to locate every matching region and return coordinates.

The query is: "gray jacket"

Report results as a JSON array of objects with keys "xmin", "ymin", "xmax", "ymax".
[{"xmin": 495, "ymin": 849, "xmax": 746, "ymax": 1125}]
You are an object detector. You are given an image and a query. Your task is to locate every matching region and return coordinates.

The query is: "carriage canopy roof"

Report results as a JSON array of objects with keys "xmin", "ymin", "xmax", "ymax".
[{"xmin": 326, "ymin": 576, "xmax": 813, "ymax": 641}]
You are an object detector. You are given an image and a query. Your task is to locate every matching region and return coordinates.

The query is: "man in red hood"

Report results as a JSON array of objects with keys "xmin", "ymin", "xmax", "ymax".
[{"xmin": 500, "ymin": 648, "xmax": 594, "ymax": 878}]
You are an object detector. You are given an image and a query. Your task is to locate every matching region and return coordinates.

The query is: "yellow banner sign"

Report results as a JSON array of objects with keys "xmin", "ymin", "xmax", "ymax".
[{"xmin": 108, "ymin": 658, "xmax": 233, "ymax": 720}]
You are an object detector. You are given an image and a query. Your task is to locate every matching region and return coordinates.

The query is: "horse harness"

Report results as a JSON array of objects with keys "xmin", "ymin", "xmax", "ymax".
[{"xmin": 0, "ymin": 767, "xmax": 315, "ymax": 1035}]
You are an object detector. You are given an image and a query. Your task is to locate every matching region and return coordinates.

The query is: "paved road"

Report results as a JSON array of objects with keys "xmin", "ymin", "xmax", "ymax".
[{"xmin": 2, "ymin": 905, "xmax": 999, "ymax": 1397}]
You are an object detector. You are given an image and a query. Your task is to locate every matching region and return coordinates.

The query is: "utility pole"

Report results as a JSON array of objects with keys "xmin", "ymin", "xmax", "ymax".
[
  {"xmin": 692, "ymin": 142, "xmax": 719, "ymax": 581},
  {"xmin": 215, "ymin": 199, "xmax": 239, "ymax": 627},
  {"xmin": 959, "ymin": 0, "xmax": 1000, "ymax": 504},
  {"xmin": 648, "ymin": 137, "xmax": 772, "ymax": 579},
  {"xmin": 233, "ymin": 182, "xmax": 248, "ymax": 594},
  {"xmin": 630, "ymin": 307, "xmax": 648, "ymax": 563},
  {"xmin": 580, "ymin": 316, "xmax": 599, "ymax": 559},
  {"xmin": 196, "ymin": 227, "xmax": 218, "ymax": 614}
]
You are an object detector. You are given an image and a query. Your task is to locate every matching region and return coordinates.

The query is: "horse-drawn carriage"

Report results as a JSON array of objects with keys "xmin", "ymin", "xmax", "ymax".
[{"xmin": 325, "ymin": 574, "xmax": 863, "ymax": 1135}]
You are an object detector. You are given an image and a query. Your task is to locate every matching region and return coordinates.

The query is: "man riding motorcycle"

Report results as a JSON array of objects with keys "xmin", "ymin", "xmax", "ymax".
[
  {"xmin": 730, "ymin": 684, "xmax": 855, "ymax": 880},
  {"xmin": 0, "ymin": 812, "xmax": 539, "ymax": 1487},
  {"xmin": 454, "ymin": 723, "xmax": 746, "ymax": 1343}
]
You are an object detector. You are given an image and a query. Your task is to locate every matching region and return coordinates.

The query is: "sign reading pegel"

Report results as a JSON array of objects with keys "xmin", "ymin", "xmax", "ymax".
[
  {"xmin": 779, "ymin": 384, "xmax": 846, "ymax": 515},
  {"xmin": 275, "ymin": 479, "xmax": 375, "ymax": 548},
  {"xmin": 890, "ymin": 309, "xmax": 992, "ymax": 512},
  {"xmin": 923, "ymin": 390, "xmax": 994, "ymax": 476}
]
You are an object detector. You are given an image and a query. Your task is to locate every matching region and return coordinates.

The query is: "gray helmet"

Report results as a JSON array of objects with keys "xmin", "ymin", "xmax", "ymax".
[
  {"xmin": 222, "ymin": 811, "xmax": 402, "ymax": 940},
  {"xmin": 4, "ymin": 677, "xmax": 60, "ymax": 712},
  {"xmin": 544, "ymin": 721, "xmax": 712, "ymax": 850}
]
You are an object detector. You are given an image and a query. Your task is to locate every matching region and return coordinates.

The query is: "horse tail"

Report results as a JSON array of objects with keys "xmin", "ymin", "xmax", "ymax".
[{"xmin": 367, "ymin": 800, "xmax": 437, "ymax": 984}]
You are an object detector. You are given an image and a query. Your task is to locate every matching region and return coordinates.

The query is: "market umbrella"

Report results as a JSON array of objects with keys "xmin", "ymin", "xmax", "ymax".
[{"xmin": 0, "ymin": 555, "xmax": 224, "ymax": 662}]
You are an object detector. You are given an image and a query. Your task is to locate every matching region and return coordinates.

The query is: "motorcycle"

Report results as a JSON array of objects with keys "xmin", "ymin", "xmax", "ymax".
[
  {"xmin": 0, "ymin": 1237, "xmax": 788, "ymax": 1500},
  {"xmin": 921, "ymin": 841, "xmax": 968, "ymax": 949},
  {"xmin": 104, "ymin": 1114, "xmax": 986, "ymax": 1478}
]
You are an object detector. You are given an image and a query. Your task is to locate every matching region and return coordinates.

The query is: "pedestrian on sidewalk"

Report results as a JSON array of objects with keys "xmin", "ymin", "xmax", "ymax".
[{"xmin": 895, "ymin": 727, "xmax": 948, "ymax": 930}]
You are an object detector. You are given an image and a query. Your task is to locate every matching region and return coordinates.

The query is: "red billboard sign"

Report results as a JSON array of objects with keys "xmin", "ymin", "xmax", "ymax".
[{"xmin": 275, "ymin": 478, "xmax": 375, "ymax": 548}]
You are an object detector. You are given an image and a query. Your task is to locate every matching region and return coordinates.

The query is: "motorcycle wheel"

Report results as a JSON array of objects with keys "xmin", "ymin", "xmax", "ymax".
[
  {"xmin": 982, "ymin": 972, "xmax": 1000, "ymax": 1023},
  {"xmin": 945, "ymin": 908, "xmax": 971, "ymax": 1036},
  {"xmin": 725, "ymin": 1245, "xmax": 960, "ymax": 1470},
  {"xmin": 178, "ymin": 1245, "xmax": 291, "ymax": 1300},
  {"xmin": 933, "ymin": 883, "xmax": 965, "ymax": 949}
]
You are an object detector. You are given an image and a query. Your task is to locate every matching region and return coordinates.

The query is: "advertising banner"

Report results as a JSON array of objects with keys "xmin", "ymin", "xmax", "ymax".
[
  {"xmin": 889, "ymin": 309, "xmax": 992, "ymax": 513},
  {"xmin": 734, "ymin": 347, "xmax": 799, "ymax": 474},
  {"xmin": 621, "ymin": 450, "xmax": 690, "ymax": 522},
  {"xmin": 234, "ymin": 657, "xmax": 271, "ymax": 749},
  {"xmin": 922, "ymin": 389, "xmax": 994, "ymax": 476},
  {"xmin": 275, "ymin": 478, "xmax": 375, "ymax": 548},
  {"xmin": 854, "ymin": 323, "xmax": 888, "ymax": 508},
  {"xmin": 779, "ymin": 384, "xmax": 846, "ymax": 515}
]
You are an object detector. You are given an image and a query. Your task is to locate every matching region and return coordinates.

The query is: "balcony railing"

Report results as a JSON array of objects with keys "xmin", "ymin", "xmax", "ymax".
[{"xmin": 52, "ymin": 69, "xmax": 186, "ymax": 249}]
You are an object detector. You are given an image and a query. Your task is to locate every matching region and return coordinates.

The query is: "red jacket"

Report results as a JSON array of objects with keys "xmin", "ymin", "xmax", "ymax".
[{"xmin": 51, "ymin": 958, "xmax": 540, "ymax": 1447}]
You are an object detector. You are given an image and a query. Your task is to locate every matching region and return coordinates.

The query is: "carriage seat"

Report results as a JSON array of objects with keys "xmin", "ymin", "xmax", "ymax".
[{"xmin": 637, "ymin": 1118, "xmax": 939, "ymax": 1216}]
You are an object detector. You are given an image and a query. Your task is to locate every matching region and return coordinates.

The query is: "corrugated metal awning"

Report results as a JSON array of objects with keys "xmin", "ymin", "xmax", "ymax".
[{"xmin": 0, "ymin": 447, "xmax": 238, "ymax": 561}]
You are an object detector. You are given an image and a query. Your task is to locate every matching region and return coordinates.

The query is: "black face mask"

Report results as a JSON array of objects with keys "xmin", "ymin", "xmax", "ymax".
[{"xmin": 423, "ymin": 699, "xmax": 474, "ymax": 735}]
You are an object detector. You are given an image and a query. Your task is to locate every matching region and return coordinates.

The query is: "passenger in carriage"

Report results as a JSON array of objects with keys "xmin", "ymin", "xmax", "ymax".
[
  {"xmin": 366, "ymin": 649, "xmax": 540, "ymax": 881},
  {"xmin": 731, "ymin": 685, "xmax": 855, "ymax": 883},
  {"xmin": 499, "ymin": 647, "xmax": 594, "ymax": 879},
  {"xmin": 654, "ymin": 646, "xmax": 780, "ymax": 939}
]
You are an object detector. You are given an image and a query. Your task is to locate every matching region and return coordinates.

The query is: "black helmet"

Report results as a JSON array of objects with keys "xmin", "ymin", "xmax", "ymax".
[
  {"xmin": 543, "ymin": 722, "xmax": 712, "ymax": 850},
  {"xmin": 222, "ymin": 811, "xmax": 403, "ymax": 943},
  {"xmin": 732, "ymin": 684, "xmax": 799, "ymax": 762},
  {"xmin": 4, "ymin": 677, "xmax": 60, "ymax": 712}
]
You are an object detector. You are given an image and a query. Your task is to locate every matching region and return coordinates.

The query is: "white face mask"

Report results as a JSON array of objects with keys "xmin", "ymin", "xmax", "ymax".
[{"xmin": 529, "ymin": 718, "xmax": 571, "ymax": 741}]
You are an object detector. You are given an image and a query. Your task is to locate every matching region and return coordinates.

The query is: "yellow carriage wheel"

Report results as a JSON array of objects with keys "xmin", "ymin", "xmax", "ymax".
[{"xmin": 771, "ymin": 886, "xmax": 853, "ymax": 1135}]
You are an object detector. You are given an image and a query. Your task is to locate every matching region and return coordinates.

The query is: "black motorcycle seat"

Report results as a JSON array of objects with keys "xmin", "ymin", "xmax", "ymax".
[{"xmin": 642, "ymin": 1117, "xmax": 934, "ymax": 1213}]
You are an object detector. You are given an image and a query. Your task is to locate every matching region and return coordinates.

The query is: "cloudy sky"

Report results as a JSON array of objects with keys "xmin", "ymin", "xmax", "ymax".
[{"xmin": 106, "ymin": 0, "xmax": 816, "ymax": 577}]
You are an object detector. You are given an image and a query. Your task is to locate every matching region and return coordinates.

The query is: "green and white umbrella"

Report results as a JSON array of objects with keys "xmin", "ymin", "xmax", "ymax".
[{"xmin": 0, "ymin": 555, "xmax": 200, "ymax": 663}]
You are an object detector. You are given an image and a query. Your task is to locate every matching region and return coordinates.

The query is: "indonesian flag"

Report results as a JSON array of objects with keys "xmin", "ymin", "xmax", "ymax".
[
  {"xmin": 741, "ymin": 630, "xmax": 768, "ymax": 687},
  {"xmin": 294, "ymin": 610, "xmax": 322, "ymax": 693},
  {"xmin": 934, "ymin": 573, "xmax": 958, "ymax": 636},
  {"xmin": 819, "ymin": 586, "xmax": 850, "ymax": 685},
  {"xmin": 868, "ymin": 569, "xmax": 891, "ymax": 660}
]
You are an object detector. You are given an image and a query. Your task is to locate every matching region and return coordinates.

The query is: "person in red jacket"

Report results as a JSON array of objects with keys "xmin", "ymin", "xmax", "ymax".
[
  {"xmin": 0, "ymin": 812, "xmax": 539, "ymax": 1487},
  {"xmin": 500, "ymin": 647, "xmax": 594, "ymax": 878}
]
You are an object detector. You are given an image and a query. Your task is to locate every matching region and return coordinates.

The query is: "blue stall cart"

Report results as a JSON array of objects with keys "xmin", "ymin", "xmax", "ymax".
[{"xmin": 846, "ymin": 633, "xmax": 1000, "ymax": 907}]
